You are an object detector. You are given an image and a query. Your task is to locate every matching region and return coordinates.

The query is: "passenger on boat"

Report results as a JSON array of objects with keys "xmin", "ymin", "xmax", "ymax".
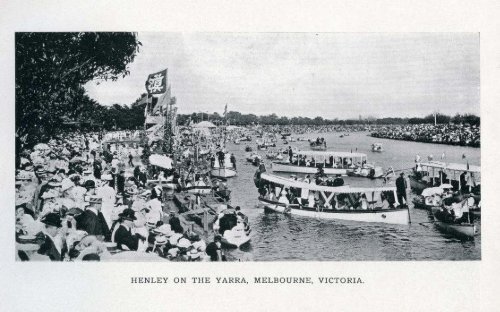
[
  {"xmin": 359, "ymin": 194, "xmax": 368, "ymax": 210},
  {"xmin": 396, "ymin": 172, "xmax": 408, "ymax": 207},
  {"xmin": 332, "ymin": 174, "xmax": 344, "ymax": 187},
  {"xmin": 460, "ymin": 172, "xmax": 467, "ymax": 193},
  {"xmin": 278, "ymin": 191, "xmax": 290, "ymax": 205},
  {"xmin": 381, "ymin": 194, "xmax": 391, "ymax": 210},
  {"xmin": 303, "ymin": 174, "xmax": 311, "ymax": 184},
  {"xmin": 307, "ymin": 192, "xmax": 315, "ymax": 208}
]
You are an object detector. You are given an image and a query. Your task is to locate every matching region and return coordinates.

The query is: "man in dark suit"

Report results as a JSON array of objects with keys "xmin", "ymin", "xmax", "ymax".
[
  {"xmin": 396, "ymin": 172, "xmax": 408, "ymax": 207},
  {"xmin": 75, "ymin": 196, "xmax": 110, "ymax": 240},
  {"xmin": 112, "ymin": 208, "xmax": 146, "ymax": 251},
  {"xmin": 116, "ymin": 169, "xmax": 126, "ymax": 195},
  {"xmin": 37, "ymin": 213, "xmax": 66, "ymax": 261}
]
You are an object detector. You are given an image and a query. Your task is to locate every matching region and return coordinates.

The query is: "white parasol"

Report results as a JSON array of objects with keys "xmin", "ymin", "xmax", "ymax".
[{"xmin": 149, "ymin": 154, "xmax": 173, "ymax": 169}]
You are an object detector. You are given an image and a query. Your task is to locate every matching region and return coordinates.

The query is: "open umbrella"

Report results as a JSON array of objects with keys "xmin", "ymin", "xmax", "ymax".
[{"xmin": 149, "ymin": 154, "xmax": 173, "ymax": 169}]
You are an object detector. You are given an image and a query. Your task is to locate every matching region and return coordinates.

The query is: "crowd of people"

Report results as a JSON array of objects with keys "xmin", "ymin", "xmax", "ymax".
[
  {"xmin": 370, "ymin": 123, "xmax": 480, "ymax": 147},
  {"xmin": 15, "ymin": 130, "xmax": 229, "ymax": 262}
]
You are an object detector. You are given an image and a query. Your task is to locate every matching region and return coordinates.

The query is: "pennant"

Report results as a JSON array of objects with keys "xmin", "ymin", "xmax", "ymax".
[{"xmin": 145, "ymin": 69, "xmax": 168, "ymax": 94}]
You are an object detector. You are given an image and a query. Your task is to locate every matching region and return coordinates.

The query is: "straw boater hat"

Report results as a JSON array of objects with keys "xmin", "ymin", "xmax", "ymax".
[
  {"xmin": 153, "ymin": 224, "xmax": 174, "ymax": 237},
  {"xmin": 101, "ymin": 174, "xmax": 113, "ymax": 181},
  {"xmin": 189, "ymin": 249, "xmax": 201, "ymax": 260},
  {"xmin": 16, "ymin": 171, "xmax": 33, "ymax": 181},
  {"xmin": 177, "ymin": 238, "xmax": 191, "ymax": 249},
  {"xmin": 154, "ymin": 235, "xmax": 168, "ymax": 246},
  {"xmin": 88, "ymin": 195, "xmax": 103, "ymax": 204},
  {"xmin": 40, "ymin": 212, "xmax": 62, "ymax": 228},
  {"xmin": 41, "ymin": 189, "xmax": 59, "ymax": 199}
]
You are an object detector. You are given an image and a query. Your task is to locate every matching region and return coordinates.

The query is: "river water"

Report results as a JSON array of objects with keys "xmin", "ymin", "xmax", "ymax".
[{"xmin": 223, "ymin": 131, "xmax": 480, "ymax": 261}]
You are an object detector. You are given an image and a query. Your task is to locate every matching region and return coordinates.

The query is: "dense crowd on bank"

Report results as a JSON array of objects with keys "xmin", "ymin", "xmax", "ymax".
[
  {"xmin": 15, "ymin": 130, "xmax": 233, "ymax": 262},
  {"xmin": 370, "ymin": 124, "xmax": 480, "ymax": 147}
]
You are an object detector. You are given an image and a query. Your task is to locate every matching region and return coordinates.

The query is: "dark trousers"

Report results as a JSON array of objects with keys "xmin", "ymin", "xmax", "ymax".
[{"xmin": 397, "ymin": 192, "xmax": 407, "ymax": 207}]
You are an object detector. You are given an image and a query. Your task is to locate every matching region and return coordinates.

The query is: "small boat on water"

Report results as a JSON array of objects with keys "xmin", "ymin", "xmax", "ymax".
[
  {"xmin": 309, "ymin": 139, "xmax": 327, "ymax": 151},
  {"xmin": 347, "ymin": 163, "xmax": 385, "ymax": 179},
  {"xmin": 283, "ymin": 140, "xmax": 289, "ymax": 145},
  {"xmin": 254, "ymin": 168, "xmax": 410, "ymax": 225},
  {"xmin": 210, "ymin": 154, "xmax": 237, "ymax": 178},
  {"xmin": 371, "ymin": 143, "xmax": 383, "ymax": 152},
  {"xmin": 246, "ymin": 153, "xmax": 262, "ymax": 166},
  {"xmin": 266, "ymin": 151, "xmax": 284, "ymax": 161},
  {"xmin": 411, "ymin": 184, "xmax": 456, "ymax": 210},
  {"xmin": 432, "ymin": 208, "xmax": 477, "ymax": 239},
  {"xmin": 213, "ymin": 206, "xmax": 251, "ymax": 248}
]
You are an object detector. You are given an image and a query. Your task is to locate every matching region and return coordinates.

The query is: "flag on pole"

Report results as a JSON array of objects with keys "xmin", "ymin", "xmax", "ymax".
[
  {"xmin": 145, "ymin": 69, "xmax": 168, "ymax": 95},
  {"xmin": 462, "ymin": 153, "xmax": 466, "ymax": 159}
]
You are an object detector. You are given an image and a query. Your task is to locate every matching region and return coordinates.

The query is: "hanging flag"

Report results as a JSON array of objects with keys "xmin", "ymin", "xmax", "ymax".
[
  {"xmin": 145, "ymin": 69, "xmax": 168, "ymax": 94},
  {"xmin": 153, "ymin": 85, "xmax": 171, "ymax": 115},
  {"xmin": 441, "ymin": 152, "xmax": 446, "ymax": 160}
]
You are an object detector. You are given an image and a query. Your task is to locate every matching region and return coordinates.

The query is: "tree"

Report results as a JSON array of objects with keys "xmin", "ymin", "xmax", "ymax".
[{"xmin": 16, "ymin": 32, "xmax": 141, "ymax": 149}]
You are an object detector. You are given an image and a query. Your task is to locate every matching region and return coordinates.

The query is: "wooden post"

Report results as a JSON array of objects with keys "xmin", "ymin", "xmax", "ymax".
[{"xmin": 203, "ymin": 208, "xmax": 209, "ymax": 233}]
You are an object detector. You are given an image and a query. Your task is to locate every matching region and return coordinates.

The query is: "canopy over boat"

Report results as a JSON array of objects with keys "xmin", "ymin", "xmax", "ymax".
[
  {"xmin": 295, "ymin": 150, "xmax": 367, "ymax": 158},
  {"xmin": 260, "ymin": 173, "xmax": 396, "ymax": 194},
  {"xmin": 418, "ymin": 161, "xmax": 480, "ymax": 173}
]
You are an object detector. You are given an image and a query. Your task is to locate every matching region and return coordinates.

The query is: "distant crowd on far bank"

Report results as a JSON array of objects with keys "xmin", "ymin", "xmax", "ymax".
[{"xmin": 370, "ymin": 123, "xmax": 480, "ymax": 147}]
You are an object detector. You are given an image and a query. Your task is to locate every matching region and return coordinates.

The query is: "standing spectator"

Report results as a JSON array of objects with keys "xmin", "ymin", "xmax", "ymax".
[{"xmin": 396, "ymin": 172, "xmax": 408, "ymax": 207}]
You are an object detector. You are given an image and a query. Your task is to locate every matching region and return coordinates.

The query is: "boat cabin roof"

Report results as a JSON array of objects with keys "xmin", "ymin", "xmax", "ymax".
[
  {"xmin": 419, "ymin": 161, "xmax": 480, "ymax": 173},
  {"xmin": 260, "ymin": 173, "xmax": 396, "ymax": 193},
  {"xmin": 296, "ymin": 150, "xmax": 367, "ymax": 158}
]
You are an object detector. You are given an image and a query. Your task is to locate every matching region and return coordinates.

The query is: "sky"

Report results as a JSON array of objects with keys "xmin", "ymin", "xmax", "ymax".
[{"xmin": 84, "ymin": 32, "xmax": 480, "ymax": 119}]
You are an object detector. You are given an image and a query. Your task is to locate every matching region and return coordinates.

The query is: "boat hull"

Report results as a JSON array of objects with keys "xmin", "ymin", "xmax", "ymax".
[
  {"xmin": 210, "ymin": 168, "xmax": 237, "ymax": 178},
  {"xmin": 271, "ymin": 162, "xmax": 347, "ymax": 175},
  {"xmin": 434, "ymin": 221, "xmax": 477, "ymax": 239},
  {"xmin": 310, "ymin": 146, "xmax": 327, "ymax": 151},
  {"xmin": 221, "ymin": 229, "xmax": 251, "ymax": 248},
  {"xmin": 259, "ymin": 198, "xmax": 410, "ymax": 225},
  {"xmin": 185, "ymin": 186, "xmax": 212, "ymax": 194}
]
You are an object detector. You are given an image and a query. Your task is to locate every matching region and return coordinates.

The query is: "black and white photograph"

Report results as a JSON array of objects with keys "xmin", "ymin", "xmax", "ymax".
[{"xmin": 15, "ymin": 32, "xmax": 481, "ymax": 262}]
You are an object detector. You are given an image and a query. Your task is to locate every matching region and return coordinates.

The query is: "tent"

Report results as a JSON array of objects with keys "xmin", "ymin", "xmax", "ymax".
[{"xmin": 192, "ymin": 121, "xmax": 216, "ymax": 129}]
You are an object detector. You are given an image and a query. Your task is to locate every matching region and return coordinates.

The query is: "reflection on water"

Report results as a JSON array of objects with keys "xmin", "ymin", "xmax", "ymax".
[{"xmin": 224, "ymin": 131, "xmax": 480, "ymax": 261}]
